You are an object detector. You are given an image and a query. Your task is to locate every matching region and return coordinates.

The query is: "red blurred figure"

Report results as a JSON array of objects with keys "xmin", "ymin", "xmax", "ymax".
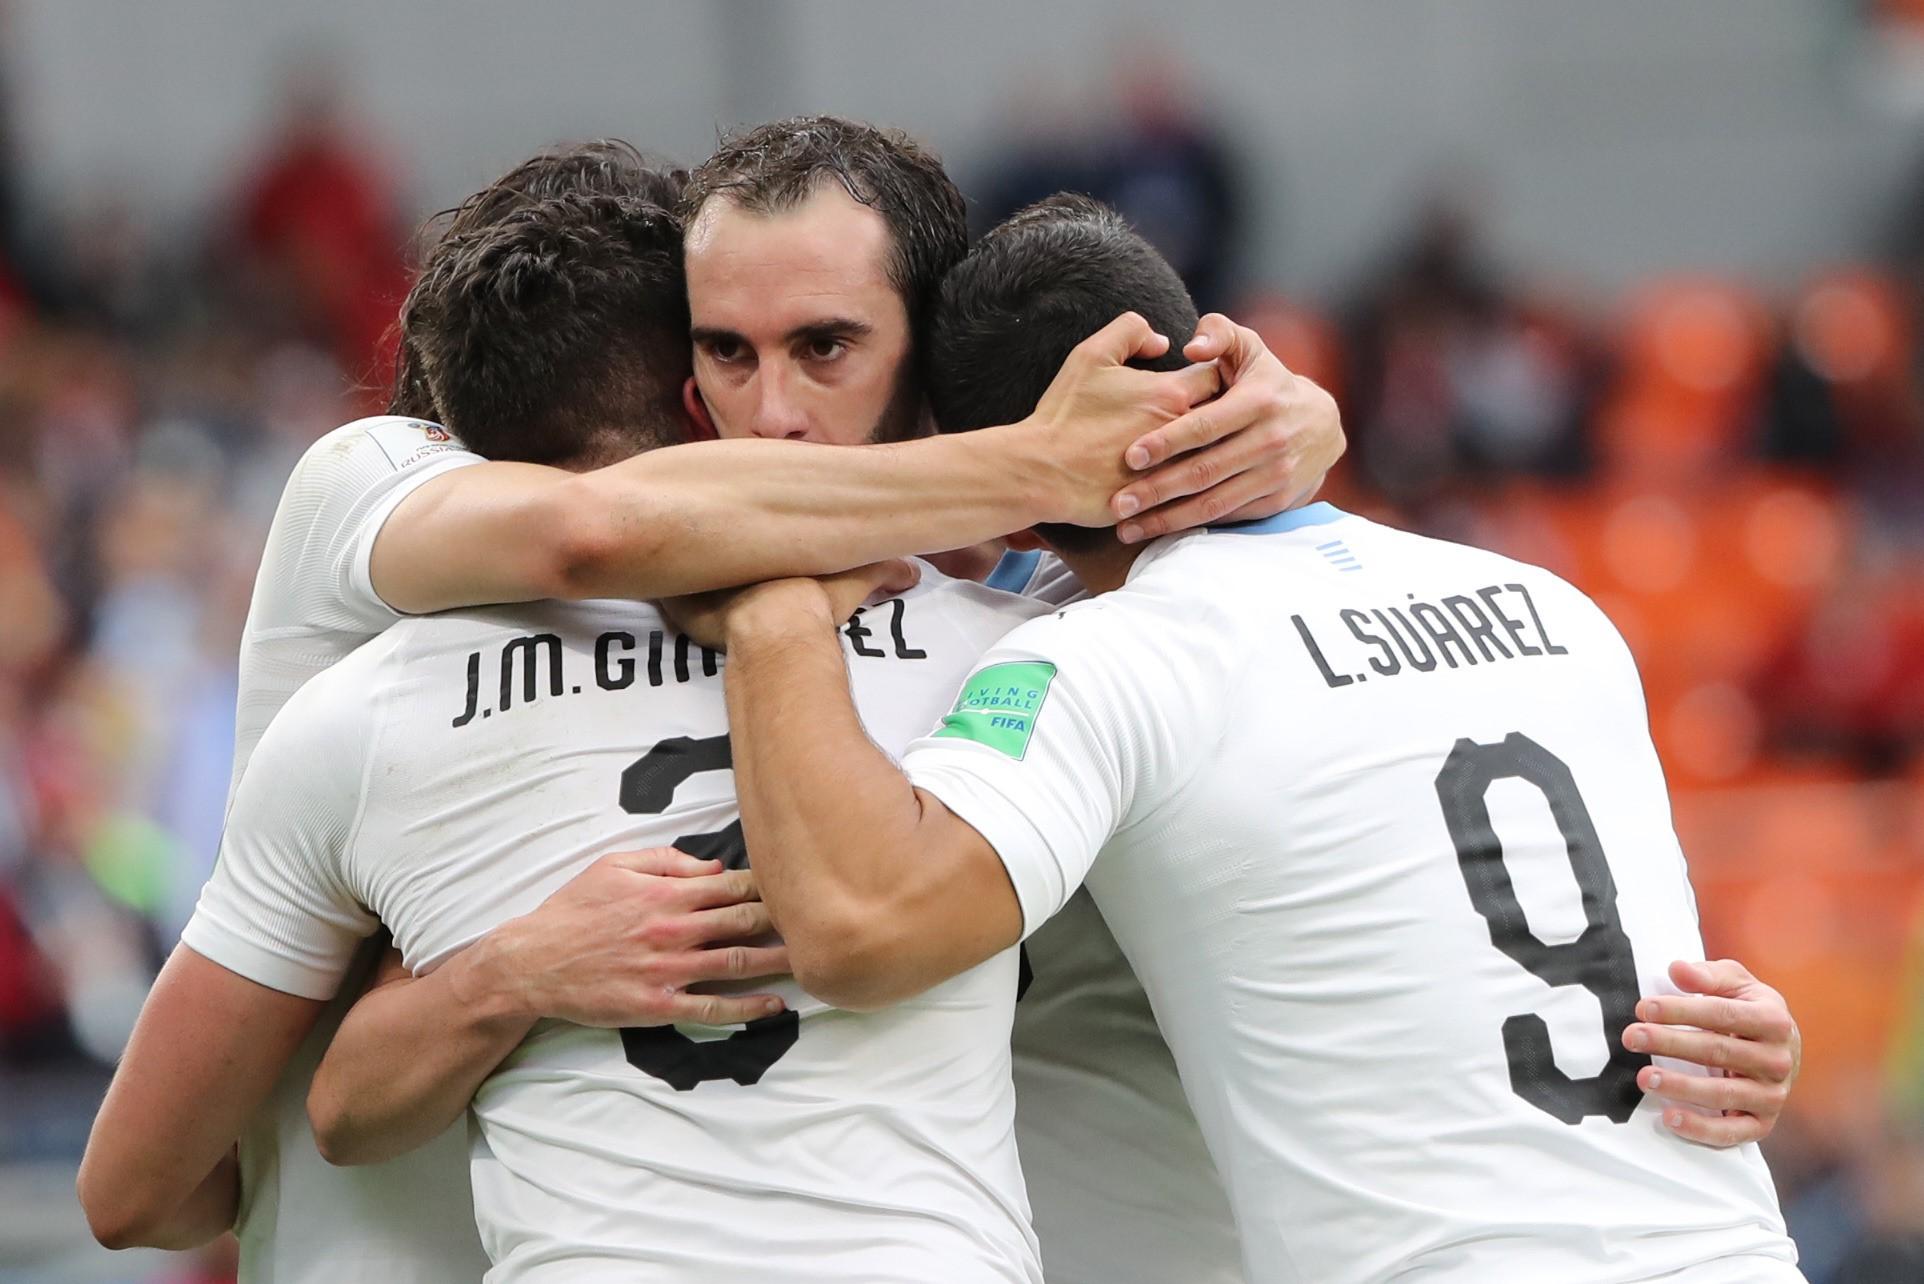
[{"xmin": 230, "ymin": 54, "xmax": 409, "ymax": 405}]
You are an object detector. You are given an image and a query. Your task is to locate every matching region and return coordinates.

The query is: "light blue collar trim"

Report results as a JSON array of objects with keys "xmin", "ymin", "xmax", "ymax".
[
  {"xmin": 985, "ymin": 547, "xmax": 1043, "ymax": 592},
  {"xmin": 1209, "ymin": 502, "xmax": 1348, "ymax": 535}
]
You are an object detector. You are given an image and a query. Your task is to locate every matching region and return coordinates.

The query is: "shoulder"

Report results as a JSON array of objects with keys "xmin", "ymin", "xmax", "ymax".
[
  {"xmin": 295, "ymin": 416, "xmax": 473, "ymax": 478},
  {"xmin": 895, "ymin": 559, "xmax": 1053, "ymax": 648}
]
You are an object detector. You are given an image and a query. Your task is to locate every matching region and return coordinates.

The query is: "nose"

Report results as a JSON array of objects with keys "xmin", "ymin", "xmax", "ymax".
[{"xmin": 750, "ymin": 362, "xmax": 811, "ymax": 442}]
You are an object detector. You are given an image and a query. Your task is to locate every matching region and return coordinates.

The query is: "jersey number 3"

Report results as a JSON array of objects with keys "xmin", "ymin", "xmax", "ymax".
[
  {"xmin": 1434, "ymin": 732, "xmax": 1648, "ymax": 1125},
  {"xmin": 615, "ymin": 734, "xmax": 800, "ymax": 1091}
]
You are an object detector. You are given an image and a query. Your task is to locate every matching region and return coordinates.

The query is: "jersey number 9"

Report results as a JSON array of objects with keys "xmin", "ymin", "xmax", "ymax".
[{"xmin": 1435, "ymin": 732, "xmax": 1648, "ymax": 1125}]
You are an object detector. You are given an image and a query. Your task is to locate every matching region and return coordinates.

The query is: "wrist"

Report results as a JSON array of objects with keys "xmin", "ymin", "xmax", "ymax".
[
  {"xmin": 450, "ymin": 925, "xmax": 543, "ymax": 1029},
  {"xmin": 981, "ymin": 417, "xmax": 1078, "ymax": 527},
  {"xmin": 724, "ymin": 580, "xmax": 838, "ymax": 646}
]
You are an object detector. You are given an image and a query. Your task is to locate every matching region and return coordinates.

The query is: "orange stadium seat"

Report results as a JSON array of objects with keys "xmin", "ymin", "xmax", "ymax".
[
  {"xmin": 1677, "ymin": 778, "xmax": 1924, "ymax": 1114},
  {"xmin": 1594, "ymin": 278, "xmax": 1774, "ymax": 483}
]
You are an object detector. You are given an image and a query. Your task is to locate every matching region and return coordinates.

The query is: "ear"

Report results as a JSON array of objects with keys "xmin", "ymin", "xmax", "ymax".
[
  {"xmin": 1003, "ymin": 529, "xmax": 1047, "ymax": 552},
  {"xmin": 683, "ymin": 376, "xmax": 717, "ymax": 440}
]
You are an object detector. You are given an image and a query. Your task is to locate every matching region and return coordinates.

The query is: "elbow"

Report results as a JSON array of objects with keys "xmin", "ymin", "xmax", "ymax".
[
  {"xmin": 306, "ymin": 1091, "xmax": 370, "ymax": 1168},
  {"xmin": 76, "ymin": 1165, "xmax": 165, "ymax": 1252},
  {"xmin": 542, "ymin": 475, "xmax": 652, "ymax": 601},
  {"xmin": 787, "ymin": 914, "xmax": 917, "ymax": 1014}
]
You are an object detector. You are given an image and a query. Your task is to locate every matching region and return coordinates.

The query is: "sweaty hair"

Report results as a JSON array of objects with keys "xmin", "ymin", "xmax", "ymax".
[
  {"xmin": 682, "ymin": 116, "xmax": 969, "ymax": 363},
  {"xmin": 927, "ymin": 194, "xmax": 1201, "ymax": 548},
  {"xmin": 401, "ymin": 185, "xmax": 691, "ymax": 466},
  {"xmin": 388, "ymin": 140, "xmax": 683, "ymax": 422}
]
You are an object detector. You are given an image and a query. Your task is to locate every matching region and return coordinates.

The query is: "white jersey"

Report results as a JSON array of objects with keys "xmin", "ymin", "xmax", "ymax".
[
  {"xmin": 186, "ymin": 575, "xmax": 1051, "ymax": 1283},
  {"xmin": 989, "ymin": 547, "xmax": 1245, "ymax": 1284},
  {"xmin": 908, "ymin": 505, "xmax": 1803, "ymax": 1284},
  {"xmin": 224, "ymin": 416, "xmax": 487, "ymax": 1284}
]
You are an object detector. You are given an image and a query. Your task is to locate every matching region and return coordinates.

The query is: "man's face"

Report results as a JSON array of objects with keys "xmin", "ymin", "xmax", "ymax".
[{"xmin": 684, "ymin": 183, "xmax": 920, "ymax": 446}]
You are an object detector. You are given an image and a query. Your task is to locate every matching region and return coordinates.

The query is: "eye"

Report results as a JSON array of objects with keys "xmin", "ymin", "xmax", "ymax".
[
  {"xmin": 703, "ymin": 336, "xmax": 748, "ymax": 364},
  {"xmin": 802, "ymin": 335, "xmax": 848, "ymax": 362}
]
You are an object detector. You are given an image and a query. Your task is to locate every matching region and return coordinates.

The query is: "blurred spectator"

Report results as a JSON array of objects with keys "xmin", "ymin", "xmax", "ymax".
[
  {"xmin": 1343, "ymin": 187, "xmax": 1593, "ymax": 507},
  {"xmin": 976, "ymin": 46, "xmax": 1244, "ymax": 311},
  {"xmin": 223, "ymin": 49, "xmax": 409, "ymax": 402}
]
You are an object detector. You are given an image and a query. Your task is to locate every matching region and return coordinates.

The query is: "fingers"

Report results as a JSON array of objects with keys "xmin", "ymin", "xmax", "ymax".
[
  {"xmin": 1652, "ymin": 1102, "xmax": 1773, "ymax": 1148},
  {"xmin": 660, "ymin": 989, "xmax": 788, "ymax": 1027},
  {"xmin": 676, "ymin": 942, "xmax": 791, "ymax": 984},
  {"xmin": 1182, "ymin": 312, "xmax": 1237, "ymax": 362},
  {"xmin": 865, "ymin": 557, "xmax": 922, "ymax": 597},
  {"xmin": 1668, "ymin": 957, "xmax": 1758, "ymax": 998},
  {"xmin": 1622, "ymin": 1022, "xmax": 1796, "ymax": 1082},
  {"xmin": 669, "ymin": 899, "xmax": 776, "ymax": 948},
  {"xmin": 1073, "ymin": 310, "xmax": 1169, "ymax": 367},
  {"xmin": 1183, "ymin": 313, "xmax": 1264, "ymax": 375},
  {"xmin": 1120, "ymin": 363, "xmax": 1232, "ymax": 470},
  {"xmin": 1637, "ymin": 1065, "xmax": 1788, "ymax": 1126},
  {"xmin": 1117, "ymin": 454, "xmax": 1286, "ymax": 543},
  {"xmin": 1635, "ymin": 992, "xmax": 1795, "ymax": 1047},
  {"xmin": 603, "ymin": 847, "xmax": 721, "ymax": 878},
  {"xmin": 665, "ymin": 868, "xmax": 764, "ymax": 913}
]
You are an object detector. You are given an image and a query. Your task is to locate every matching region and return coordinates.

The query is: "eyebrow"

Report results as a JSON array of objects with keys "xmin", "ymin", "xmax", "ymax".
[{"xmin": 688, "ymin": 317, "xmax": 875, "ymax": 348}]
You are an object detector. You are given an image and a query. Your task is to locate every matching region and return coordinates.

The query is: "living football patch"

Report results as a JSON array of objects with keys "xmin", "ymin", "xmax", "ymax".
[{"xmin": 933, "ymin": 661, "xmax": 1057, "ymax": 760}]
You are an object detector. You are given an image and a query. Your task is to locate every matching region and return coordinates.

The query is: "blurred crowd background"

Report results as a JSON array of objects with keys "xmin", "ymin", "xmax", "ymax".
[{"xmin": 2, "ymin": 1, "xmax": 1923, "ymax": 1280}]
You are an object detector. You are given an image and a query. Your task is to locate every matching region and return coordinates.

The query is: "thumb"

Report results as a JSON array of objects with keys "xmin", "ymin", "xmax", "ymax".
[
  {"xmin": 847, "ymin": 557, "xmax": 921, "ymax": 600},
  {"xmin": 1074, "ymin": 311, "xmax": 1169, "ymax": 368}
]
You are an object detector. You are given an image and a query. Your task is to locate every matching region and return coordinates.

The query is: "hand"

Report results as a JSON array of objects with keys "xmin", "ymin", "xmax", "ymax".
[
  {"xmin": 1623, "ymin": 958, "xmax": 1801, "ymax": 1146},
  {"xmin": 1026, "ymin": 311, "xmax": 1226, "ymax": 527},
  {"xmin": 474, "ymin": 848, "xmax": 791, "ymax": 1028},
  {"xmin": 1111, "ymin": 313, "xmax": 1345, "ymax": 543},
  {"xmin": 661, "ymin": 559, "xmax": 921, "ymax": 651}
]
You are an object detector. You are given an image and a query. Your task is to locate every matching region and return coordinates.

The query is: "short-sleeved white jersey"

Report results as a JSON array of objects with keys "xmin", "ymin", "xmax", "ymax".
[
  {"xmin": 908, "ymin": 505, "xmax": 1802, "ymax": 1284},
  {"xmin": 224, "ymin": 415, "xmax": 487, "ymax": 1284},
  {"xmin": 988, "ymin": 545, "xmax": 1245, "ymax": 1284},
  {"xmin": 186, "ymin": 573, "xmax": 1052, "ymax": 1283}
]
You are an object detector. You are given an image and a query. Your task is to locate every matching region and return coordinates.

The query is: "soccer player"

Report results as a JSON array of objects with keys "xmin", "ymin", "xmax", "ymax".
[
  {"xmin": 77, "ymin": 142, "xmax": 1323, "ymax": 1278},
  {"xmin": 669, "ymin": 122, "xmax": 1806, "ymax": 1284},
  {"xmin": 193, "ymin": 189, "xmax": 1098, "ymax": 1279},
  {"xmin": 676, "ymin": 195, "xmax": 1807, "ymax": 1282},
  {"xmin": 314, "ymin": 118, "xmax": 1801, "ymax": 1284}
]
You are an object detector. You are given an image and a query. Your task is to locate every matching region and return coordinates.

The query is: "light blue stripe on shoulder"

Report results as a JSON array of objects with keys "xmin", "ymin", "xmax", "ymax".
[
  {"xmin": 985, "ymin": 547, "xmax": 1043, "ymax": 593},
  {"xmin": 1209, "ymin": 502, "xmax": 1348, "ymax": 535}
]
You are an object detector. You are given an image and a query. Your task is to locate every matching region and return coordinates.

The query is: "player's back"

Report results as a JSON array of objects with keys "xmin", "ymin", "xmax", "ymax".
[
  {"xmin": 1083, "ymin": 505, "xmax": 1800, "ymax": 1283},
  {"xmin": 324, "ymin": 569, "xmax": 1047, "ymax": 1283}
]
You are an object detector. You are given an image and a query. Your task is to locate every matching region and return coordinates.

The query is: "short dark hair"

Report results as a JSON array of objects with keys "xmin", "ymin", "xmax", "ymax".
[
  {"xmin": 682, "ymin": 116, "xmax": 968, "ymax": 358},
  {"xmin": 388, "ymin": 140, "xmax": 682, "ymax": 422},
  {"xmin": 401, "ymin": 185, "xmax": 690, "ymax": 466},
  {"xmin": 928, "ymin": 195, "xmax": 1201, "ymax": 548}
]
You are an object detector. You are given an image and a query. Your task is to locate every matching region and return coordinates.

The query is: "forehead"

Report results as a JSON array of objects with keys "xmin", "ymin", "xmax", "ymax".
[{"xmin": 684, "ymin": 183, "xmax": 901, "ymax": 328}]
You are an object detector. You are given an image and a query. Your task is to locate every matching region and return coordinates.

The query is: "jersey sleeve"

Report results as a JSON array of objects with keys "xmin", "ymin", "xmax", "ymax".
[
  {"xmin": 247, "ymin": 417, "xmax": 481, "ymax": 637},
  {"xmin": 182, "ymin": 671, "xmax": 379, "ymax": 998},
  {"xmin": 902, "ymin": 604, "xmax": 1198, "ymax": 938}
]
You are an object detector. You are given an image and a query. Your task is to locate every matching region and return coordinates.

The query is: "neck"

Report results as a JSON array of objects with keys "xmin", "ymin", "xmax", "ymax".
[{"xmin": 1046, "ymin": 539, "xmax": 1148, "ymax": 596}]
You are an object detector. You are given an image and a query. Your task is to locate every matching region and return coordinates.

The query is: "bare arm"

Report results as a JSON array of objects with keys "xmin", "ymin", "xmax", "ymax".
[
  {"xmin": 371, "ymin": 427, "xmax": 1073, "ymax": 612},
  {"xmin": 77, "ymin": 946, "xmax": 322, "ymax": 1251},
  {"xmin": 372, "ymin": 311, "xmax": 1345, "ymax": 612},
  {"xmin": 715, "ymin": 576, "xmax": 1022, "ymax": 1012},
  {"xmin": 306, "ymin": 942, "xmax": 531, "ymax": 1166},
  {"xmin": 308, "ymin": 850, "xmax": 788, "ymax": 1165}
]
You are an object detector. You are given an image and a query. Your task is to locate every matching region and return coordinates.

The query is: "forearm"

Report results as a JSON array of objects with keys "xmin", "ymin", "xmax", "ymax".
[
  {"xmin": 308, "ymin": 939, "xmax": 535, "ymax": 1166},
  {"xmin": 725, "ymin": 596, "xmax": 969, "ymax": 1007},
  {"xmin": 561, "ymin": 426, "xmax": 1061, "ymax": 599},
  {"xmin": 135, "ymin": 1150, "xmax": 239, "ymax": 1251}
]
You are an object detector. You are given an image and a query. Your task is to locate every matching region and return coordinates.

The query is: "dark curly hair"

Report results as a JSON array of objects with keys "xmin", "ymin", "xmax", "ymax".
[
  {"xmin": 929, "ymin": 193, "xmax": 1198, "ymax": 549},
  {"xmin": 682, "ymin": 116, "xmax": 968, "ymax": 366},
  {"xmin": 400, "ymin": 185, "xmax": 690, "ymax": 465},
  {"xmin": 388, "ymin": 140, "xmax": 685, "ymax": 424}
]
